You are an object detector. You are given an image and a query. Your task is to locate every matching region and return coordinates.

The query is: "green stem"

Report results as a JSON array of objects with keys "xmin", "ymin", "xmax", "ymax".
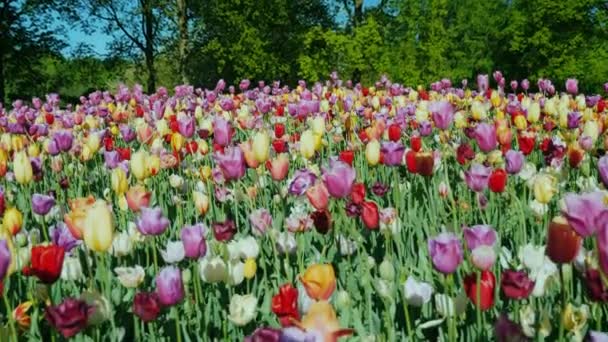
[
  {"xmin": 3, "ymin": 284, "xmax": 17, "ymax": 340},
  {"xmin": 173, "ymin": 307, "xmax": 182, "ymax": 342}
]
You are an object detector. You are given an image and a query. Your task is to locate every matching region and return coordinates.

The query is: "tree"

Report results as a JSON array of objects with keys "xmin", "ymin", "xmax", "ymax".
[{"xmin": 70, "ymin": 0, "xmax": 168, "ymax": 93}]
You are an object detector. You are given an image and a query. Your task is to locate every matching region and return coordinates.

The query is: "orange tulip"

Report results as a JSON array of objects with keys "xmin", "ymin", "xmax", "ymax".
[
  {"xmin": 300, "ymin": 264, "xmax": 336, "ymax": 300},
  {"xmin": 13, "ymin": 301, "xmax": 33, "ymax": 331},
  {"xmin": 239, "ymin": 140, "xmax": 260, "ymax": 168},
  {"xmin": 266, "ymin": 154, "xmax": 289, "ymax": 181},
  {"xmin": 306, "ymin": 183, "xmax": 329, "ymax": 210},
  {"xmin": 294, "ymin": 301, "xmax": 353, "ymax": 342},
  {"xmin": 64, "ymin": 196, "xmax": 95, "ymax": 239},
  {"xmin": 125, "ymin": 185, "xmax": 151, "ymax": 212}
]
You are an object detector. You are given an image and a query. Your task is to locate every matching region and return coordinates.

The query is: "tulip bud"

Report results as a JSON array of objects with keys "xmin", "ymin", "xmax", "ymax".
[
  {"xmin": 547, "ymin": 216, "xmax": 581, "ymax": 264},
  {"xmin": 83, "ymin": 200, "xmax": 114, "ymax": 252},
  {"xmin": 131, "ymin": 150, "xmax": 150, "ymax": 181},
  {"xmin": 13, "ymin": 151, "xmax": 33, "ymax": 184},
  {"xmin": 365, "ymin": 140, "xmax": 380, "ymax": 166},
  {"xmin": 3, "ymin": 208, "xmax": 23, "ymax": 235},
  {"xmin": 299, "ymin": 130, "xmax": 316, "ymax": 159},
  {"xmin": 252, "ymin": 131, "xmax": 270, "ymax": 163},
  {"xmin": 111, "ymin": 168, "xmax": 128, "ymax": 195},
  {"xmin": 379, "ymin": 259, "xmax": 395, "ymax": 281}
]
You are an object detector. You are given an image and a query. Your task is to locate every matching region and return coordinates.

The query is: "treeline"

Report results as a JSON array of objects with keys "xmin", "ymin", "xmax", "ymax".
[{"xmin": 1, "ymin": 0, "xmax": 607, "ymax": 103}]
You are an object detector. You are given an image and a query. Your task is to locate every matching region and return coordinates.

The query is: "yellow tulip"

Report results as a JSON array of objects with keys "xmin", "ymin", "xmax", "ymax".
[
  {"xmin": 471, "ymin": 101, "xmax": 487, "ymax": 120},
  {"xmin": 111, "ymin": 168, "xmax": 128, "ymax": 195},
  {"xmin": 243, "ymin": 258, "xmax": 257, "ymax": 279},
  {"xmin": 193, "ymin": 190, "xmax": 209, "ymax": 216},
  {"xmin": 86, "ymin": 133, "xmax": 101, "ymax": 154},
  {"xmin": 514, "ymin": 115, "xmax": 528, "ymax": 130},
  {"xmin": 583, "ymin": 121, "xmax": 599, "ymax": 142},
  {"xmin": 490, "ymin": 90, "xmax": 501, "ymax": 107},
  {"xmin": 300, "ymin": 130, "xmax": 316, "ymax": 159},
  {"xmin": 0, "ymin": 134, "xmax": 12, "ymax": 151},
  {"xmin": 198, "ymin": 140, "xmax": 209, "ymax": 155},
  {"xmin": 11, "ymin": 136, "xmax": 25, "ymax": 152},
  {"xmin": 310, "ymin": 117, "xmax": 325, "ymax": 136},
  {"xmin": 562, "ymin": 303, "xmax": 589, "ymax": 333},
  {"xmin": 27, "ymin": 143, "xmax": 40, "ymax": 158},
  {"xmin": 80, "ymin": 145, "xmax": 93, "ymax": 161},
  {"xmin": 365, "ymin": 139, "xmax": 381, "ymax": 166},
  {"xmin": 13, "ymin": 150, "xmax": 33, "ymax": 184},
  {"xmin": 171, "ymin": 133, "xmax": 185, "ymax": 152},
  {"xmin": 85, "ymin": 115, "xmax": 99, "ymax": 129},
  {"xmin": 454, "ymin": 112, "xmax": 468, "ymax": 129},
  {"xmin": 156, "ymin": 119, "xmax": 170, "ymax": 136},
  {"xmin": 3, "ymin": 207, "xmax": 23, "ymax": 235},
  {"xmin": 527, "ymin": 102, "xmax": 541, "ymax": 123},
  {"xmin": 83, "ymin": 200, "xmax": 114, "ymax": 252},
  {"xmin": 533, "ymin": 174, "xmax": 557, "ymax": 204},
  {"xmin": 147, "ymin": 155, "xmax": 161, "ymax": 176},
  {"xmin": 130, "ymin": 150, "xmax": 150, "ymax": 181},
  {"xmin": 252, "ymin": 131, "xmax": 270, "ymax": 163},
  {"xmin": 300, "ymin": 264, "xmax": 336, "ymax": 300}
]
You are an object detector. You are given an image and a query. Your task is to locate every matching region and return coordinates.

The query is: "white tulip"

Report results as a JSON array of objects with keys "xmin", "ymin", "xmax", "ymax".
[
  {"xmin": 403, "ymin": 277, "xmax": 433, "ymax": 307},
  {"xmin": 435, "ymin": 292, "xmax": 467, "ymax": 317},
  {"xmin": 111, "ymin": 232, "xmax": 133, "ymax": 257},
  {"xmin": 114, "ymin": 266, "xmax": 145, "ymax": 288},
  {"xmin": 61, "ymin": 255, "xmax": 84, "ymax": 281},
  {"xmin": 198, "ymin": 256, "xmax": 227, "ymax": 283},
  {"xmin": 227, "ymin": 294, "xmax": 257, "ymax": 326},
  {"xmin": 161, "ymin": 241, "xmax": 185, "ymax": 263}
]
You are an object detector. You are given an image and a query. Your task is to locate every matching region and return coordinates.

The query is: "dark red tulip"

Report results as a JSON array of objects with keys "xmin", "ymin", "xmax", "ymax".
[
  {"xmin": 371, "ymin": 182, "xmax": 388, "ymax": 197},
  {"xmin": 133, "ymin": 292, "xmax": 162, "ymax": 322},
  {"xmin": 213, "ymin": 219, "xmax": 236, "ymax": 242},
  {"xmin": 311, "ymin": 210, "xmax": 331, "ymax": 234},
  {"xmin": 456, "ymin": 143, "xmax": 475, "ymax": 165},
  {"xmin": 546, "ymin": 216, "xmax": 581, "ymax": 264},
  {"xmin": 45, "ymin": 298, "xmax": 92, "ymax": 338},
  {"xmin": 584, "ymin": 269, "xmax": 608, "ymax": 302},
  {"xmin": 495, "ymin": 314, "xmax": 527, "ymax": 342},
  {"xmin": 351, "ymin": 183, "xmax": 366, "ymax": 204},
  {"xmin": 388, "ymin": 124, "xmax": 401, "ymax": 142},
  {"xmin": 271, "ymin": 283, "xmax": 300, "ymax": 327},
  {"xmin": 339, "ymin": 150, "xmax": 354, "ymax": 166},
  {"xmin": 568, "ymin": 148, "xmax": 584, "ymax": 169},
  {"xmin": 488, "ymin": 169, "xmax": 507, "ymax": 193},
  {"xmin": 361, "ymin": 201, "xmax": 379, "ymax": 230},
  {"xmin": 23, "ymin": 245, "xmax": 65, "ymax": 284},
  {"xmin": 276, "ymin": 105, "xmax": 284, "ymax": 116},
  {"xmin": 415, "ymin": 152, "xmax": 434, "ymax": 176},
  {"xmin": 500, "ymin": 270, "xmax": 534, "ymax": 300},
  {"xmin": 464, "ymin": 270, "xmax": 496, "ymax": 311}
]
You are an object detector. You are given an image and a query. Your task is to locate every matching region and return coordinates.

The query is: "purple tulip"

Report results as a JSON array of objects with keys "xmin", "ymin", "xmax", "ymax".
[
  {"xmin": 463, "ymin": 225, "xmax": 497, "ymax": 250},
  {"xmin": 566, "ymin": 78, "xmax": 578, "ymax": 94},
  {"xmin": 474, "ymin": 123, "xmax": 497, "ymax": 152},
  {"xmin": 465, "ymin": 163, "xmax": 492, "ymax": 192},
  {"xmin": 245, "ymin": 327, "xmax": 281, "ymax": 342},
  {"xmin": 428, "ymin": 233, "xmax": 463, "ymax": 274},
  {"xmin": 597, "ymin": 210, "xmax": 608, "ymax": 275},
  {"xmin": 604, "ymin": 83, "xmax": 608, "ymax": 93},
  {"xmin": 220, "ymin": 98, "xmax": 234, "ymax": 111},
  {"xmin": 288, "ymin": 169, "xmax": 317, "ymax": 196},
  {"xmin": 214, "ymin": 146, "xmax": 246, "ymax": 181},
  {"xmin": 477, "ymin": 74, "xmax": 489, "ymax": 92},
  {"xmin": 180, "ymin": 224, "xmax": 206, "ymax": 259},
  {"xmin": 510, "ymin": 80, "xmax": 518, "ymax": 91},
  {"xmin": 587, "ymin": 331, "xmax": 608, "ymax": 342},
  {"xmin": 429, "ymin": 101, "xmax": 454, "ymax": 130},
  {"xmin": 322, "ymin": 160, "xmax": 356, "ymax": 198},
  {"xmin": 562, "ymin": 192, "xmax": 606, "ymax": 237},
  {"xmin": 419, "ymin": 121, "xmax": 432, "ymax": 136},
  {"xmin": 579, "ymin": 135, "xmax": 593, "ymax": 151},
  {"xmin": 567, "ymin": 112, "xmax": 581, "ymax": 129},
  {"xmin": 598, "ymin": 156, "xmax": 608, "ymax": 187},
  {"xmin": 239, "ymin": 79, "xmax": 251, "ymax": 91},
  {"xmin": 505, "ymin": 150, "xmax": 524, "ymax": 174},
  {"xmin": 32, "ymin": 193, "xmax": 55, "ymax": 215},
  {"xmin": 137, "ymin": 207, "xmax": 171, "ymax": 236},
  {"xmin": 155, "ymin": 266, "xmax": 184, "ymax": 306},
  {"xmin": 47, "ymin": 140, "xmax": 60, "ymax": 156},
  {"xmin": 104, "ymin": 150, "xmax": 121, "ymax": 169},
  {"xmin": 380, "ymin": 142, "xmax": 405, "ymax": 166},
  {"xmin": 177, "ymin": 116, "xmax": 195, "ymax": 138},
  {"xmin": 119, "ymin": 125, "xmax": 136, "ymax": 142},
  {"xmin": 249, "ymin": 208, "xmax": 273, "ymax": 236},
  {"xmin": 495, "ymin": 314, "xmax": 526, "ymax": 342},
  {"xmin": 50, "ymin": 223, "xmax": 81, "ymax": 254},
  {"xmin": 521, "ymin": 79, "xmax": 530, "ymax": 91},
  {"xmin": 53, "ymin": 130, "xmax": 73, "ymax": 152},
  {"xmin": 0, "ymin": 240, "xmax": 11, "ymax": 280},
  {"xmin": 213, "ymin": 117, "xmax": 232, "ymax": 146},
  {"xmin": 493, "ymin": 71, "xmax": 503, "ymax": 84}
]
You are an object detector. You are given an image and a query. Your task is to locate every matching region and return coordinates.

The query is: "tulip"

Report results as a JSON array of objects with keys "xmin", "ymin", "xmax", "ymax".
[
  {"xmin": 501, "ymin": 270, "xmax": 534, "ymax": 300},
  {"xmin": 339, "ymin": 150, "xmax": 354, "ymax": 166},
  {"xmin": 239, "ymin": 140, "xmax": 259, "ymax": 169},
  {"xmin": 488, "ymin": 169, "xmax": 507, "ymax": 193},
  {"xmin": 250, "ymin": 131, "xmax": 270, "ymax": 163},
  {"xmin": 64, "ymin": 196, "xmax": 95, "ymax": 239},
  {"xmin": 23, "ymin": 244, "xmax": 65, "ymax": 284},
  {"xmin": 214, "ymin": 146, "xmax": 246, "ymax": 181},
  {"xmin": 126, "ymin": 185, "xmax": 151, "ymax": 212},
  {"xmin": 533, "ymin": 173, "xmax": 557, "ymax": 204},
  {"xmin": 306, "ymin": 182, "xmax": 329, "ymax": 210},
  {"xmin": 584, "ymin": 269, "xmax": 608, "ymax": 302},
  {"xmin": 322, "ymin": 160, "xmax": 355, "ymax": 198},
  {"xmin": 598, "ymin": 156, "xmax": 608, "ymax": 187},
  {"xmin": 181, "ymin": 224, "xmax": 207, "ymax": 259},
  {"xmin": 0, "ymin": 239, "xmax": 10, "ymax": 280},
  {"xmin": 228, "ymin": 294, "xmax": 258, "ymax": 326},
  {"xmin": 170, "ymin": 133, "xmax": 185, "ymax": 152},
  {"xmin": 213, "ymin": 117, "xmax": 232, "ymax": 146},
  {"xmin": 428, "ymin": 233, "xmax": 463, "ymax": 274},
  {"xmin": 474, "ymin": 123, "xmax": 497, "ymax": 152},
  {"xmin": 3, "ymin": 207, "xmax": 23, "ymax": 235},
  {"xmin": 562, "ymin": 303, "xmax": 589, "ymax": 333},
  {"xmin": 365, "ymin": 139, "xmax": 381, "ymax": 166},
  {"xmin": 192, "ymin": 190, "xmax": 209, "ymax": 216},
  {"xmin": 311, "ymin": 210, "xmax": 331, "ymax": 234},
  {"xmin": 565, "ymin": 78, "xmax": 578, "ymax": 94},
  {"xmin": 111, "ymin": 168, "xmax": 128, "ymax": 195},
  {"xmin": 161, "ymin": 241, "xmax": 185, "ymax": 264},
  {"xmin": 388, "ymin": 124, "xmax": 401, "ymax": 141},
  {"xmin": 598, "ymin": 210, "xmax": 608, "ymax": 275},
  {"xmin": 464, "ymin": 270, "xmax": 495, "ymax": 310},
  {"xmin": 177, "ymin": 115, "xmax": 195, "ymax": 138},
  {"xmin": 45, "ymin": 298, "xmax": 92, "ymax": 338},
  {"xmin": 415, "ymin": 152, "xmax": 434, "ymax": 176},
  {"xmin": 300, "ymin": 264, "xmax": 336, "ymax": 300},
  {"xmin": 272, "ymin": 283, "xmax": 300, "ymax": 327},
  {"xmin": 83, "ymin": 200, "xmax": 114, "ymax": 252},
  {"xmin": 13, "ymin": 150, "xmax": 33, "ymax": 184},
  {"xmin": 213, "ymin": 219, "xmax": 236, "ymax": 241},
  {"xmin": 380, "ymin": 141, "xmax": 405, "ymax": 166},
  {"xmin": 561, "ymin": 192, "xmax": 606, "ymax": 237},
  {"xmin": 288, "ymin": 169, "xmax": 317, "ymax": 196},
  {"xmin": 133, "ymin": 292, "xmax": 161, "ymax": 322},
  {"xmin": 131, "ymin": 150, "xmax": 150, "ymax": 181},
  {"xmin": 403, "ymin": 277, "xmax": 433, "ymax": 307},
  {"xmin": 137, "ymin": 207, "xmax": 170, "ymax": 236},
  {"xmin": 430, "ymin": 101, "xmax": 454, "ymax": 129},
  {"xmin": 546, "ymin": 216, "xmax": 581, "ymax": 263},
  {"xmin": 299, "ymin": 130, "xmax": 316, "ymax": 159},
  {"xmin": 505, "ymin": 150, "xmax": 524, "ymax": 174},
  {"xmin": 53, "ymin": 130, "xmax": 73, "ymax": 152},
  {"xmin": 464, "ymin": 225, "xmax": 497, "ymax": 250},
  {"xmin": 465, "ymin": 163, "xmax": 491, "ymax": 192},
  {"xmin": 155, "ymin": 266, "xmax": 184, "ymax": 306},
  {"xmin": 266, "ymin": 154, "xmax": 289, "ymax": 181},
  {"xmin": 198, "ymin": 256, "xmax": 228, "ymax": 283},
  {"xmin": 114, "ymin": 266, "xmax": 145, "ymax": 288},
  {"xmin": 361, "ymin": 201, "xmax": 380, "ymax": 229}
]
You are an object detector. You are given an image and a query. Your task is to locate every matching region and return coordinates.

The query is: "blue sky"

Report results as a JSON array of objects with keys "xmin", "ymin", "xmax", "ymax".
[{"xmin": 64, "ymin": 0, "xmax": 382, "ymax": 56}]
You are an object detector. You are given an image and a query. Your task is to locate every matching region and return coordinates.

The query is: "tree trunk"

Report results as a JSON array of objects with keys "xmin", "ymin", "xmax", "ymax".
[
  {"xmin": 143, "ymin": 0, "xmax": 156, "ymax": 93},
  {"xmin": 177, "ymin": 0, "xmax": 189, "ymax": 84},
  {"xmin": 354, "ymin": 0, "xmax": 363, "ymax": 26}
]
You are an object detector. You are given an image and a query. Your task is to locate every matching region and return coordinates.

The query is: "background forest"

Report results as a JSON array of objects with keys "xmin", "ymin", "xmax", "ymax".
[{"xmin": 1, "ymin": 0, "xmax": 608, "ymax": 104}]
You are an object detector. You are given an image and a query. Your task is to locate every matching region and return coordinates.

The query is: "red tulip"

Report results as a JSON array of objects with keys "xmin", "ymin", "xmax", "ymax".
[
  {"xmin": 23, "ymin": 245, "xmax": 65, "ymax": 284},
  {"xmin": 276, "ymin": 105, "xmax": 284, "ymax": 116},
  {"xmin": 456, "ymin": 143, "xmax": 475, "ymax": 165},
  {"xmin": 272, "ymin": 140, "xmax": 288, "ymax": 153},
  {"xmin": 133, "ymin": 292, "xmax": 161, "ymax": 322},
  {"xmin": 116, "ymin": 147, "xmax": 131, "ymax": 161},
  {"xmin": 500, "ymin": 270, "xmax": 534, "ymax": 300},
  {"xmin": 598, "ymin": 99, "xmax": 606, "ymax": 113},
  {"xmin": 464, "ymin": 270, "xmax": 496, "ymax": 311},
  {"xmin": 185, "ymin": 141, "xmax": 198, "ymax": 155},
  {"xmin": 410, "ymin": 135, "xmax": 422, "ymax": 152},
  {"xmin": 415, "ymin": 152, "xmax": 434, "ymax": 176},
  {"xmin": 546, "ymin": 216, "xmax": 581, "ymax": 264},
  {"xmin": 568, "ymin": 148, "xmax": 584, "ymax": 169},
  {"xmin": 45, "ymin": 113, "xmax": 54, "ymax": 125},
  {"xmin": 274, "ymin": 123, "xmax": 285, "ymax": 139},
  {"xmin": 103, "ymin": 136, "xmax": 114, "ymax": 151},
  {"xmin": 272, "ymin": 283, "xmax": 300, "ymax": 327},
  {"xmin": 488, "ymin": 169, "xmax": 507, "ymax": 193},
  {"xmin": 45, "ymin": 298, "xmax": 92, "ymax": 338},
  {"xmin": 361, "ymin": 201, "xmax": 379, "ymax": 230},
  {"xmin": 351, "ymin": 183, "xmax": 366, "ymax": 205},
  {"xmin": 339, "ymin": 150, "xmax": 354, "ymax": 166},
  {"xmin": 388, "ymin": 124, "xmax": 401, "ymax": 142},
  {"xmin": 517, "ymin": 134, "xmax": 535, "ymax": 155},
  {"xmin": 405, "ymin": 150, "xmax": 417, "ymax": 173}
]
